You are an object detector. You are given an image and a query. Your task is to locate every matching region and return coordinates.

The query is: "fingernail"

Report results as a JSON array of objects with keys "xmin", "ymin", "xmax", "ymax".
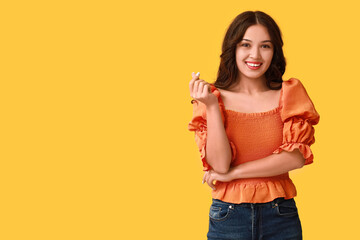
[
  {"xmin": 202, "ymin": 180, "xmax": 204, "ymax": 184},
  {"xmin": 196, "ymin": 72, "xmax": 200, "ymax": 76},
  {"xmin": 192, "ymin": 72, "xmax": 195, "ymax": 75}
]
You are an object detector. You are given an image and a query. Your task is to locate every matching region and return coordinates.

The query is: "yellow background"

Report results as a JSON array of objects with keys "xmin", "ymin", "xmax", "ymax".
[{"xmin": 0, "ymin": 0, "xmax": 359, "ymax": 239}]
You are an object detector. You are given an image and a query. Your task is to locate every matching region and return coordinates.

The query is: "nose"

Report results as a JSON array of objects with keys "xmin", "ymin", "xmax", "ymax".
[{"xmin": 250, "ymin": 46, "xmax": 261, "ymax": 59}]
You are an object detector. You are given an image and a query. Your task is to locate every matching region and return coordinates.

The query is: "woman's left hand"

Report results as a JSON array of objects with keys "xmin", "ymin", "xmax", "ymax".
[{"xmin": 202, "ymin": 169, "xmax": 234, "ymax": 190}]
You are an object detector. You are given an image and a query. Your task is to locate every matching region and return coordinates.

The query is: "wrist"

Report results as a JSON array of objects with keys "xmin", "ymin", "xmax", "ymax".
[
  {"xmin": 228, "ymin": 166, "xmax": 239, "ymax": 181},
  {"xmin": 205, "ymin": 100, "xmax": 219, "ymax": 111}
]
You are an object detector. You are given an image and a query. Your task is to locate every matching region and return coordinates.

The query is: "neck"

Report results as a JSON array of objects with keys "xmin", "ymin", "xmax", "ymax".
[{"xmin": 230, "ymin": 75, "xmax": 269, "ymax": 95}]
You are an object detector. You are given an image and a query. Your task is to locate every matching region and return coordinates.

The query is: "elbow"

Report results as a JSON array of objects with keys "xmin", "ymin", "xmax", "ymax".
[
  {"xmin": 297, "ymin": 158, "xmax": 306, "ymax": 169},
  {"xmin": 206, "ymin": 152, "xmax": 232, "ymax": 174},
  {"xmin": 210, "ymin": 161, "xmax": 231, "ymax": 174},
  {"xmin": 289, "ymin": 149, "xmax": 306, "ymax": 169},
  {"xmin": 213, "ymin": 166, "xmax": 230, "ymax": 174},
  {"xmin": 294, "ymin": 157, "xmax": 305, "ymax": 169}
]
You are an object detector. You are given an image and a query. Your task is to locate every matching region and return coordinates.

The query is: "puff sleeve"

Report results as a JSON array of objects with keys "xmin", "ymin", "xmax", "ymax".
[
  {"xmin": 188, "ymin": 85, "xmax": 237, "ymax": 171},
  {"xmin": 272, "ymin": 78, "xmax": 320, "ymax": 165}
]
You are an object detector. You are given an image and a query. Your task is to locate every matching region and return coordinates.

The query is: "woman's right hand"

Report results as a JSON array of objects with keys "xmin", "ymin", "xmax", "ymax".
[{"xmin": 189, "ymin": 72, "xmax": 218, "ymax": 106}]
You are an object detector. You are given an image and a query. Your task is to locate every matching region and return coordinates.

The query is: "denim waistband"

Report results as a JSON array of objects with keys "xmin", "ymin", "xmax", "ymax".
[{"xmin": 212, "ymin": 197, "xmax": 291, "ymax": 209}]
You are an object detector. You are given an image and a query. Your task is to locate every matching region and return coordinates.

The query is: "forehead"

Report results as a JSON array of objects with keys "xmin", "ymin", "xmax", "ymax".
[{"xmin": 242, "ymin": 24, "xmax": 271, "ymax": 40}]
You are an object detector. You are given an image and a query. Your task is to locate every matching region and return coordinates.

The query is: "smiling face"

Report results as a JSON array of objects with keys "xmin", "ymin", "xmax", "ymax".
[{"xmin": 235, "ymin": 24, "xmax": 274, "ymax": 81}]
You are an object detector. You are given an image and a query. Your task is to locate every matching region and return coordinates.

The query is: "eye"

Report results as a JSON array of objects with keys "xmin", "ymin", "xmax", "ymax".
[
  {"xmin": 241, "ymin": 43, "xmax": 250, "ymax": 47},
  {"xmin": 262, "ymin": 45, "xmax": 271, "ymax": 48}
]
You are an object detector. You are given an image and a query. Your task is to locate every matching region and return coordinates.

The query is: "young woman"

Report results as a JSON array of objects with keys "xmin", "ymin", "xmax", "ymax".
[{"xmin": 188, "ymin": 11, "xmax": 320, "ymax": 240}]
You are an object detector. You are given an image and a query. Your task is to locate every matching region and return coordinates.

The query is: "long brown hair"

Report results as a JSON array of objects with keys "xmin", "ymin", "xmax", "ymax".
[{"xmin": 213, "ymin": 11, "xmax": 285, "ymax": 90}]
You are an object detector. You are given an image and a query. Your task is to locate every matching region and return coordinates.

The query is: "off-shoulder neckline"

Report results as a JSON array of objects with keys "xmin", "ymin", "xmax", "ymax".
[{"xmin": 215, "ymin": 83, "xmax": 284, "ymax": 117}]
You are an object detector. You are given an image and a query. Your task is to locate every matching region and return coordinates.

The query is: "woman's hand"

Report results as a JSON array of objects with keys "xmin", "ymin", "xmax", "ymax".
[
  {"xmin": 189, "ymin": 72, "xmax": 218, "ymax": 106},
  {"xmin": 202, "ymin": 169, "xmax": 234, "ymax": 190}
]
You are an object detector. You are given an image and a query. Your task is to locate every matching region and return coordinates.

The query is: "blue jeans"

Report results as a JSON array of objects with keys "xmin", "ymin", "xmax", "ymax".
[{"xmin": 207, "ymin": 197, "xmax": 302, "ymax": 240}]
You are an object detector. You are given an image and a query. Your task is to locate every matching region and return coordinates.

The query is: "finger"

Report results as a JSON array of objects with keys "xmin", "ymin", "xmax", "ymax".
[
  {"xmin": 189, "ymin": 72, "xmax": 200, "ymax": 84},
  {"xmin": 191, "ymin": 72, "xmax": 200, "ymax": 80},
  {"xmin": 204, "ymin": 171, "xmax": 209, "ymax": 184},
  {"xmin": 193, "ymin": 79, "xmax": 200, "ymax": 97},
  {"xmin": 208, "ymin": 170, "xmax": 217, "ymax": 189},
  {"xmin": 198, "ymin": 81, "xmax": 205, "ymax": 96},
  {"xmin": 206, "ymin": 175, "xmax": 216, "ymax": 190},
  {"xmin": 189, "ymin": 72, "xmax": 200, "ymax": 95},
  {"xmin": 204, "ymin": 171, "xmax": 211, "ymax": 185},
  {"xmin": 202, "ymin": 83, "xmax": 211, "ymax": 94},
  {"xmin": 202, "ymin": 171, "xmax": 207, "ymax": 184},
  {"xmin": 194, "ymin": 79, "xmax": 210, "ymax": 94},
  {"xmin": 195, "ymin": 79, "xmax": 208, "ymax": 96}
]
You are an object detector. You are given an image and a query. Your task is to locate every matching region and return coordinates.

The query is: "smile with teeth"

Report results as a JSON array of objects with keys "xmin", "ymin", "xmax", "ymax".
[
  {"xmin": 247, "ymin": 63, "xmax": 261, "ymax": 66},
  {"xmin": 245, "ymin": 61, "xmax": 262, "ymax": 69},
  {"xmin": 246, "ymin": 61, "xmax": 262, "ymax": 66}
]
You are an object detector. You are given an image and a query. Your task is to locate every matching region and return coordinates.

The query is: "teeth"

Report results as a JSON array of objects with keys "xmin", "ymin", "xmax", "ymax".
[{"xmin": 246, "ymin": 62, "xmax": 261, "ymax": 67}]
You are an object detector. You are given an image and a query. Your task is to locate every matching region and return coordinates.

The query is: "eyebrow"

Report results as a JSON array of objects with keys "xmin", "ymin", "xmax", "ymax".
[{"xmin": 242, "ymin": 38, "xmax": 272, "ymax": 43}]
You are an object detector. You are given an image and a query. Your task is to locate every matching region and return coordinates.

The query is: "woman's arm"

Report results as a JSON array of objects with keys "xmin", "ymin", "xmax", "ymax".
[
  {"xmin": 203, "ymin": 149, "xmax": 305, "ymax": 190},
  {"xmin": 205, "ymin": 102, "xmax": 232, "ymax": 174},
  {"xmin": 189, "ymin": 72, "xmax": 233, "ymax": 174},
  {"xmin": 228, "ymin": 149, "xmax": 305, "ymax": 179}
]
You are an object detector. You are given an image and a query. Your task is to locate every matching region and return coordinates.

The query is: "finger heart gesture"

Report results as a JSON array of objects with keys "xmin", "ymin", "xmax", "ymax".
[{"xmin": 189, "ymin": 72, "xmax": 217, "ymax": 106}]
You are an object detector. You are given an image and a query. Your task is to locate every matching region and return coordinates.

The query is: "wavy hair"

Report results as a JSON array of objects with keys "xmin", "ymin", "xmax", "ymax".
[{"xmin": 213, "ymin": 11, "xmax": 286, "ymax": 90}]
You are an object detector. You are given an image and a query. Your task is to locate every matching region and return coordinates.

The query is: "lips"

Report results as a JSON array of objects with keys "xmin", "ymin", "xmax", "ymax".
[{"xmin": 245, "ymin": 61, "xmax": 262, "ymax": 69}]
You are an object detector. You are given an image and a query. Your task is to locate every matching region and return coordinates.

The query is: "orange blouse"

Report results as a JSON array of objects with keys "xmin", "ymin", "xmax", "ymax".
[{"xmin": 188, "ymin": 78, "xmax": 320, "ymax": 204}]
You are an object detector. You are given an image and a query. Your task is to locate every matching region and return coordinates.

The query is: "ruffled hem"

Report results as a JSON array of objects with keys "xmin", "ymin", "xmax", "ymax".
[
  {"xmin": 211, "ymin": 177, "xmax": 297, "ymax": 204},
  {"xmin": 273, "ymin": 142, "xmax": 314, "ymax": 165}
]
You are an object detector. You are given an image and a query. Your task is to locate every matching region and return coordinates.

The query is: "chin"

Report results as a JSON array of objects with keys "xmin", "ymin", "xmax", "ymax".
[
  {"xmin": 241, "ymin": 72, "xmax": 266, "ymax": 80},
  {"xmin": 238, "ymin": 67, "xmax": 267, "ymax": 79}
]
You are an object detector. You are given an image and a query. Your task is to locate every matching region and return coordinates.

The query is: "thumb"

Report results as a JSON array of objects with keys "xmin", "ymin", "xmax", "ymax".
[{"xmin": 192, "ymin": 72, "xmax": 200, "ymax": 79}]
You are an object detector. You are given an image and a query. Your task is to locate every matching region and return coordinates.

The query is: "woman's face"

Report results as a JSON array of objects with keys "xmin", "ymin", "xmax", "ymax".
[{"xmin": 235, "ymin": 24, "xmax": 274, "ymax": 80}]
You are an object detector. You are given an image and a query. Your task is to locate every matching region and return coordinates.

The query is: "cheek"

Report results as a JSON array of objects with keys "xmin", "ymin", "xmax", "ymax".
[
  {"xmin": 235, "ymin": 53, "xmax": 244, "ymax": 65},
  {"xmin": 265, "ymin": 51, "xmax": 274, "ymax": 61},
  {"xmin": 235, "ymin": 49, "xmax": 247, "ymax": 59},
  {"xmin": 261, "ymin": 52, "xmax": 274, "ymax": 67}
]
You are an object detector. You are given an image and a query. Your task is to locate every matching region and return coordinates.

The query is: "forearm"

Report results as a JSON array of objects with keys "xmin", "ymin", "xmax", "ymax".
[
  {"xmin": 205, "ymin": 102, "xmax": 232, "ymax": 173},
  {"xmin": 228, "ymin": 149, "xmax": 305, "ymax": 179}
]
